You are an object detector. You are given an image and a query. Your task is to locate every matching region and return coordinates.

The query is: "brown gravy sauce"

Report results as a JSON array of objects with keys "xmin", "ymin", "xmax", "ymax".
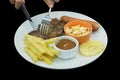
[{"xmin": 56, "ymin": 39, "xmax": 76, "ymax": 50}]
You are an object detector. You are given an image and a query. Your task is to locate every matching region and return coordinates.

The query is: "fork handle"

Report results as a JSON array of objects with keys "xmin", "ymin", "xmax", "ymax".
[{"xmin": 48, "ymin": 8, "xmax": 52, "ymax": 18}]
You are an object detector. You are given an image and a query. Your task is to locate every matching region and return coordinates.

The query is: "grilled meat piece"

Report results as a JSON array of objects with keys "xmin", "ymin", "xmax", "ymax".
[
  {"xmin": 28, "ymin": 18, "xmax": 66, "ymax": 39},
  {"xmin": 28, "ymin": 30, "xmax": 40, "ymax": 37}
]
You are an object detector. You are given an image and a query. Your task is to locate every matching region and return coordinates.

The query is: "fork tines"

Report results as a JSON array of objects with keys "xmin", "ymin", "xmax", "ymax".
[
  {"xmin": 38, "ymin": 8, "xmax": 52, "ymax": 35},
  {"xmin": 39, "ymin": 23, "xmax": 49, "ymax": 35}
]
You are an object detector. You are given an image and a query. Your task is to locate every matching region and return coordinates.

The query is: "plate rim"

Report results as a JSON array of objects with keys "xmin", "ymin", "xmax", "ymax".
[{"xmin": 14, "ymin": 11, "xmax": 108, "ymax": 70}]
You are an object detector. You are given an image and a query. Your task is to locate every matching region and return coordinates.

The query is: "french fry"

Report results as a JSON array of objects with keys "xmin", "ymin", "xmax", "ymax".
[
  {"xmin": 24, "ymin": 47, "xmax": 38, "ymax": 63},
  {"xmin": 41, "ymin": 55, "xmax": 52, "ymax": 65},
  {"xmin": 26, "ymin": 43, "xmax": 42, "ymax": 56},
  {"xmin": 48, "ymin": 46, "xmax": 59, "ymax": 56},
  {"xmin": 38, "ymin": 44, "xmax": 54, "ymax": 57},
  {"xmin": 26, "ymin": 38, "xmax": 46, "ymax": 54},
  {"xmin": 43, "ymin": 54, "xmax": 56, "ymax": 61},
  {"xmin": 44, "ymin": 37, "xmax": 58, "ymax": 44},
  {"xmin": 24, "ymin": 39, "xmax": 43, "ymax": 60},
  {"xmin": 24, "ymin": 34, "xmax": 46, "ymax": 46},
  {"xmin": 24, "ymin": 34, "xmax": 59, "ymax": 65}
]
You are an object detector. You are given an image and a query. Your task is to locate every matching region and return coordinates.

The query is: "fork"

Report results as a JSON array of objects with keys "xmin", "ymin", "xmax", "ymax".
[{"xmin": 38, "ymin": 8, "xmax": 52, "ymax": 35}]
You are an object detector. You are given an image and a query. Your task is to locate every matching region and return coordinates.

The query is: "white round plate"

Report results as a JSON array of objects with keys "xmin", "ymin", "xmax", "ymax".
[{"xmin": 14, "ymin": 11, "xmax": 108, "ymax": 70}]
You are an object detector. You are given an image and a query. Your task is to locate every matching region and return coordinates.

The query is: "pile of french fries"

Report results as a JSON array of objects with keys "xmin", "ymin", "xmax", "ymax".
[{"xmin": 24, "ymin": 34, "xmax": 59, "ymax": 65}]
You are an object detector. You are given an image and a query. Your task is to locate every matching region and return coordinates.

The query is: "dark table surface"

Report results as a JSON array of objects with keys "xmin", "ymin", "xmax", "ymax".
[{"xmin": 3, "ymin": 0, "xmax": 116, "ymax": 79}]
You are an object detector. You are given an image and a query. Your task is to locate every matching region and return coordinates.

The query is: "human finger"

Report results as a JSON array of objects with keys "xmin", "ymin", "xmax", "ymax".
[
  {"xmin": 53, "ymin": 0, "xmax": 60, "ymax": 3},
  {"xmin": 43, "ymin": 0, "xmax": 54, "ymax": 8},
  {"xmin": 15, "ymin": 0, "xmax": 25, "ymax": 9},
  {"xmin": 9, "ymin": 0, "xmax": 15, "ymax": 4}
]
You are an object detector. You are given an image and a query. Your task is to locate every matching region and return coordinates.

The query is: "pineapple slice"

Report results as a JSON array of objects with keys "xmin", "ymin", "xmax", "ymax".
[{"xmin": 80, "ymin": 40, "xmax": 105, "ymax": 56}]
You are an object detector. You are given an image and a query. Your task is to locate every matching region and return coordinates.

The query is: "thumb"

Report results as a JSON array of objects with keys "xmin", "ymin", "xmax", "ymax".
[{"xmin": 43, "ymin": 0, "xmax": 54, "ymax": 8}]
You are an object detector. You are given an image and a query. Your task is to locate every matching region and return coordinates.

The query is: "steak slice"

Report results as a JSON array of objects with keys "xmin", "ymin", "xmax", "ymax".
[{"xmin": 28, "ymin": 18, "xmax": 66, "ymax": 39}]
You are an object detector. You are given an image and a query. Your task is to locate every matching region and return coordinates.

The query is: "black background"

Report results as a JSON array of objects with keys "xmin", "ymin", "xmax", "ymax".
[{"xmin": 3, "ymin": 0, "xmax": 117, "ymax": 79}]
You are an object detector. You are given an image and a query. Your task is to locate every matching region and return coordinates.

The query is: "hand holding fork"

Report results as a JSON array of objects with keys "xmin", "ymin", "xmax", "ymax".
[{"xmin": 38, "ymin": 8, "xmax": 52, "ymax": 35}]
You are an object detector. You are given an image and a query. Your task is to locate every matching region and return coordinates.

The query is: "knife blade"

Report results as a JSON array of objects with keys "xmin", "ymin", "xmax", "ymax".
[{"xmin": 20, "ymin": 4, "xmax": 37, "ymax": 30}]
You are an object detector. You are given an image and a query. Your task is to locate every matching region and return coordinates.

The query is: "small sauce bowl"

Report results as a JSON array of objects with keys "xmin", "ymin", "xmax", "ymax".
[{"xmin": 53, "ymin": 36, "xmax": 79, "ymax": 59}]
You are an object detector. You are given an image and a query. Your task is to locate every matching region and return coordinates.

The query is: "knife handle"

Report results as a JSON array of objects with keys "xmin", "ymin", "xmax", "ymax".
[
  {"xmin": 20, "ymin": 4, "xmax": 32, "ymax": 22},
  {"xmin": 20, "ymin": 4, "xmax": 36, "ymax": 30}
]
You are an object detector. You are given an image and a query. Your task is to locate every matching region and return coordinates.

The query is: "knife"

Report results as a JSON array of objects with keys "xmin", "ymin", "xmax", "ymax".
[{"xmin": 20, "ymin": 4, "xmax": 37, "ymax": 30}]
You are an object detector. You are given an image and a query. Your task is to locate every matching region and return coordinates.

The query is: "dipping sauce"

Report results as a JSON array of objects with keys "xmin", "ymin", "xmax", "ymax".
[{"xmin": 56, "ymin": 39, "xmax": 76, "ymax": 50}]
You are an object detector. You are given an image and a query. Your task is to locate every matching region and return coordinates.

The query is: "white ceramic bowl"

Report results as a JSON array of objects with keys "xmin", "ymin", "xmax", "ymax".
[{"xmin": 53, "ymin": 36, "xmax": 79, "ymax": 59}]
